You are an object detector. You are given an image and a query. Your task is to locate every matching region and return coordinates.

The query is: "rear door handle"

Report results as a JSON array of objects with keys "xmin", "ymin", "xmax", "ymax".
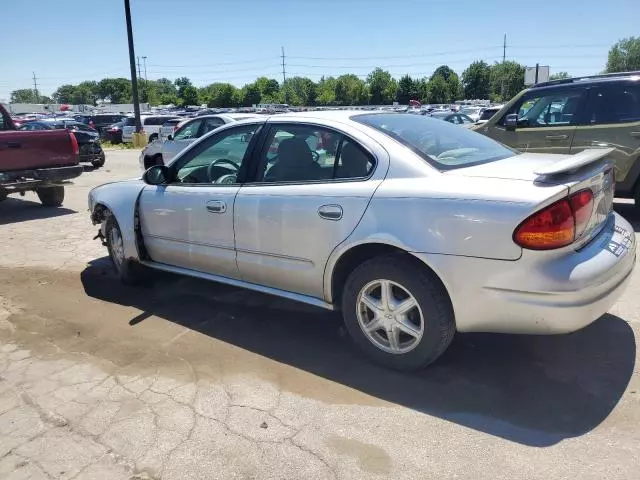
[
  {"xmin": 6, "ymin": 142, "xmax": 21, "ymax": 148},
  {"xmin": 545, "ymin": 135, "xmax": 568, "ymax": 140},
  {"xmin": 630, "ymin": 131, "xmax": 640, "ymax": 138},
  {"xmin": 206, "ymin": 200, "xmax": 226, "ymax": 214},
  {"xmin": 318, "ymin": 204, "xmax": 343, "ymax": 221}
]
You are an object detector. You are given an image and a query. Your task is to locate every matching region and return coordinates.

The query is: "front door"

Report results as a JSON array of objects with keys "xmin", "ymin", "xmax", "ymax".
[
  {"xmin": 138, "ymin": 123, "xmax": 262, "ymax": 277},
  {"xmin": 485, "ymin": 86, "xmax": 586, "ymax": 155},
  {"xmin": 234, "ymin": 122, "xmax": 380, "ymax": 298}
]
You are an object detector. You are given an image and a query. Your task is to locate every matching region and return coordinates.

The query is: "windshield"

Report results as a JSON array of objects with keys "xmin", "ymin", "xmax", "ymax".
[{"xmin": 353, "ymin": 113, "xmax": 516, "ymax": 170}]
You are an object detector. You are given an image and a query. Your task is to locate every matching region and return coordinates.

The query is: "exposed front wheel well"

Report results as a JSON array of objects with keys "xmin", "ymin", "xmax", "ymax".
[{"xmin": 330, "ymin": 243, "xmax": 450, "ymax": 309}]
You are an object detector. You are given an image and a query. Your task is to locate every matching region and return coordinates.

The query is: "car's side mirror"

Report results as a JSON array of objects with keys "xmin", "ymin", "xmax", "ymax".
[
  {"xmin": 167, "ymin": 134, "xmax": 173, "ymax": 141},
  {"xmin": 504, "ymin": 113, "xmax": 518, "ymax": 131},
  {"xmin": 143, "ymin": 165, "xmax": 169, "ymax": 185}
]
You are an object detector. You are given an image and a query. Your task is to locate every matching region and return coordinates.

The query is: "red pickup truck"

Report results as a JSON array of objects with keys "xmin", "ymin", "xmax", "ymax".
[{"xmin": 0, "ymin": 104, "xmax": 83, "ymax": 206}]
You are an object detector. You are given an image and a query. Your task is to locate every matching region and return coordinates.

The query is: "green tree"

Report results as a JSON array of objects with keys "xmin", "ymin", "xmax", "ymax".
[
  {"xmin": 200, "ymin": 83, "xmax": 238, "ymax": 107},
  {"xmin": 180, "ymin": 85, "xmax": 200, "ymax": 106},
  {"xmin": 10, "ymin": 89, "xmax": 37, "ymax": 103},
  {"xmin": 427, "ymin": 75, "xmax": 450, "ymax": 103},
  {"xmin": 255, "ymin": 77, "xmax": 280, "ymax": 101},
  {"xmin": 174, "ymin": 77, "xmax": 194, "ymax": 101},
  {"xmin": 396, "ymin": 74, "xmax": 417, "ymax": 104},
  {"xmin": 52, "ymin": 85, "xmax": 77, "ymax": 103},
  {"xmin": 315, "ymin": 76, "xmax": 337, "ymax": 105},
  {"xmin": 282, "ymin": 77, "xmax": 317, "ymax": 106},
  {"xmin": 367, "ymin": 68, "xmax": 397, "ymax": 104},
  {"xmin": 97, "ymin": 78, "xmax": 132, "ymax": 103},
  {"xmin": 240, "ymin": 83, "xmax": 262, "ymax": 106},
  {"xmin": 430, "ymin": 65, "xmax": 461, "ymax": 102},
  {"xmin": 606, "ymin": 37, "xmax": 640, "ymax": 72},
  {"xmin": 461, "ymin": 61, "xmax": 491, "ymax": 99},
  {"xmin": 489, "ymin": 61, "xmax": 525, "ymax": 102},
  {"xmin": 549, "ymin": 71, "xmax": 570, "ymax": 81},
  {"xmin": 334, "ymin": 74, "xmax": 368, "ymax": 105}
]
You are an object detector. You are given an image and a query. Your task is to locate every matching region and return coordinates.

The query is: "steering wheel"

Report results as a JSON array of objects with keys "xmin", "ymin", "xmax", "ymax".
[
  {"xmin": 207, "ymin": 159, "xmax": 238, "ymax": 183},
  {"xmin": 215, "ymin": 173, "xmax": 237, "ymax": 184}
]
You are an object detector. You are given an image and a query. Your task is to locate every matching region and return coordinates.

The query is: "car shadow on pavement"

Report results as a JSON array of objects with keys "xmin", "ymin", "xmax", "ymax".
[
  {"xmin": 81, "ymin": 259, "xmax": 636, "ymax": 448},
  {"xmin": 614, "ymin": 201, "xmax": 640, "ymax": 231},
  {"xmin": 0, "ymin": 197, "xmax": 76, "ymax": 225}
]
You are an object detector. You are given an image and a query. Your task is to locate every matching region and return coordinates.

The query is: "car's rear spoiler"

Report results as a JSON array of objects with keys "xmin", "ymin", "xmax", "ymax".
[{"xmin": 534, "ymin": 148, "xmax": 614, "ymax": 176}]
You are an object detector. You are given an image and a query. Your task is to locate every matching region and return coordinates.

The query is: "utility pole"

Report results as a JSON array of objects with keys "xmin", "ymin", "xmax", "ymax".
[
  {"xmin": 137, "ymin": 56, "xmax": 142, "ymax": 80},
  {"xmin": 124, "ymin": 0, "xmax": 142, "ymax": 133},
  {"xmin": 500, "ymin": 33, "xmax": 507, "ymax": 100},
  {"xmin": 32, "ymin": 72, "xmax": 39, "ymax": 103},
  {"xmin": 142, "ymin": 56, "xmax": 148, "ymax": 83},
  {"xmin": 281, "ymin": 46, "xmax": 287, "ymax": 104}
]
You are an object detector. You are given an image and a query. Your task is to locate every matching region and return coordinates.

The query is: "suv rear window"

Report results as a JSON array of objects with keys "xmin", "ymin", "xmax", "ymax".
[{"xmin": 353, "ymin": 113, "xmax": 516, "ymax": 170}]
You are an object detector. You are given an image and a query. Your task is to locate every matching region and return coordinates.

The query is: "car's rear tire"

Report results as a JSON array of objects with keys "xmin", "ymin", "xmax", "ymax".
[
  {"xmin": 341, "ymin": 254, "xmax": 455, "ymax": 370},
  {"xmin": 91, "ymin": 152, "xmax": 106, "ymax": 168},
  {"xmin": 105, "ymin": 215, "xmax": 145, "ymax": 285},
  {"xmin": 36, "ymin": 186, "xmax": 64, "ymax": 207}
]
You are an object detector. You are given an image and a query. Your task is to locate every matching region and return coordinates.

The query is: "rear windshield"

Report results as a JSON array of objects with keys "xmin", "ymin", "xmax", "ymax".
[{"xmin": 352, "ymin": 113, "xmax": 516, "ymax": 170}]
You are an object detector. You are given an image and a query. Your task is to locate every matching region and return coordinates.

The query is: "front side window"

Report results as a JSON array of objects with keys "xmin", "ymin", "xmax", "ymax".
[
  {"xmin": 173, "ymin": 119, "xmax": 202, "ymax": 140},
  {"xmin": 503, "ymin": 88, "xmax": 583, "ymax": 128},
  {"xmin": 174, "ymin": 124, "xmax": 258, "ymax": 185},
  {"xmin": 584, "ymin": 83, "xmax": 640, "ymax": 125},
  {"xmin": 257, "ymin": 124, "xmax": 374, "ymax": 183},
  {"xmin": 354, "ymin": 113, "xmax": 516, "ymax": 170}
]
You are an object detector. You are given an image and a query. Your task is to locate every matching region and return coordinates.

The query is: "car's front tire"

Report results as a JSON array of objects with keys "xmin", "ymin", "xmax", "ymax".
[
  {"xmin": 105, "ymin": 215, "xmax": 145, "ymax": 285},
  {"xmin": 91, "ymin": 152, "xmax": 106, "ymax": 168},
  {"xmin": 342, "ymin": 254, "xmax": 455, "ymax": 370}
]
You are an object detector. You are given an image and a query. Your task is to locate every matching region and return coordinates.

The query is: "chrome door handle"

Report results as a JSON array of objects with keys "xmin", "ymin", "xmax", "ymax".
[
  {"xmin": 318, "ymin": 204, "xmax": 343, "ymax": 221},
  {"xmin": 630, "ymin": 132, "xmax": 640, "ymax": 138},
  {"xmin": 206, "ymin": 200, "xmax": 226, "ymax": 213},
  {"xmin": 545, "ymin": 134, "xmax": 568, "ymax": 140}
]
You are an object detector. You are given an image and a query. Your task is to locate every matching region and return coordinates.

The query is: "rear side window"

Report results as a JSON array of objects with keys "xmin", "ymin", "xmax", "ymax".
[
  {"xmin": 257, "ymin": 124, "xmax": 375, "ymax": 183},
  {"xmin": 583, "ymin": 83, "xmax": 640, "ymax": 125},
  {"xmin": 124, "ymin": 117, "xmax": 135, "ymax": 126},
  {"xmin": 145, "ymin": 116, "xmax": 175, "ymax": 126}
]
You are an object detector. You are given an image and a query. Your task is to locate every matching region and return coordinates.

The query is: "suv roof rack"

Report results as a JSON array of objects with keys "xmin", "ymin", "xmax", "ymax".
[{"xmin": 533, "ymin": 70, "xmax": 640, "ymax": 88}]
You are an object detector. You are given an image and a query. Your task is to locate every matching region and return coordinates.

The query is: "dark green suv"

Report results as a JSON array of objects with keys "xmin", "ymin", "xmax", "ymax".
[{"xmin": 475, "ymin": 71, "xmax": 640, "ymax": 205}]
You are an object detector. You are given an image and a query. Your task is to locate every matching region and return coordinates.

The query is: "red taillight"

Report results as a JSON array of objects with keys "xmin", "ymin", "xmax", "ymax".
[
  {"xmin": 570, "ymin": 189, "xmax": 594, "ymax": 237},
  {"xmin": 514, "ymin": 189, "xmax": 593, "ymax": 250},
  {"xmin": 69, "ymin": 132, "xmax": 79, "ymax": 156}
]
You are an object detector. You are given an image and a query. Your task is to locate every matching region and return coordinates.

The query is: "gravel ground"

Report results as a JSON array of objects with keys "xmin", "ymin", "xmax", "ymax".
[{"xmin": 0, "ymin": 149, "xmax": 639, "ymax": 480}]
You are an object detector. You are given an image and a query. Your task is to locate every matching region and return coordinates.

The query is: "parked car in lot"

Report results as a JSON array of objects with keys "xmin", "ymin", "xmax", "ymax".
[
  {"xmin": 89, "ymin": 111, "xmax": 635, "ymax": 370},
  {"xmin": 474, "ymin": 71, "xmax": 640, "ymax": 206},
  {"xmin": 76, "ymin": 114, "xmax": 125, "ymax": 134},
  {"xmin": 139, "ymin": 113, "xmax": 259, "ymax": 170},
  {"xmin": 122, "ymin": 115, "xmax": 180, "ymax": 143},
  {"xmin": 158, "ymin": 118, "xmax": 183, "ymax": 142},
  {"xmin": 460, "ymin": 106, "xmax": 483, "ymax": 122},
  {"xmin": 429, "ymin": 111, "xmax": 476, "ymax": 128},
  {"xmin": 101, "ymin": 121, "xmax": 125, "ymax": 144},
  {"xmin": 474, "ymin": 105, "xmax": 504, "ymax": 125},
  {"xmin": 20, "ymin": 120, "xmax": 105, "ymax": 168},
  {"xmin": 1, "ymin": 104, "xmax": 83, "ymax": 207}
]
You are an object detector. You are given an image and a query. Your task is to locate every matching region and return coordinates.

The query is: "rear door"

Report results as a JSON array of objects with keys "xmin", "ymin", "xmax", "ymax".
[
  {"xmin": 570, "ymin": 81, "xmax": 640, "ymax": 195},
  {"xmin": 233, "ymin": 121, "xmax": 381, "ymax": 298},
  {"xmin": 486, "ymin": 86, "xmax": 586, "ymax": 154}
]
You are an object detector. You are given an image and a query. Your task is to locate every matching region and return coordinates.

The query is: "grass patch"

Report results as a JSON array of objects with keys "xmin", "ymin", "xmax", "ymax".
[{"xmin": 101, "ymin": 141, "xmax": 139, "ymax": 150}]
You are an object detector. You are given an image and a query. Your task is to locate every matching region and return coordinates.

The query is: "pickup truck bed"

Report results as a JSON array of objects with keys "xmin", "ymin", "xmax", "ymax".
[{"xmin": 1, "ymin": 129, "xmax": 79, "ymax": 171}]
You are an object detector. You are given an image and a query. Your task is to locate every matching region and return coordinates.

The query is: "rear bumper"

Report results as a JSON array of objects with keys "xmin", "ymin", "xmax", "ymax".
[{"xmin": 414, "ymin": 212, "xmax": 636, "ymax": 334}]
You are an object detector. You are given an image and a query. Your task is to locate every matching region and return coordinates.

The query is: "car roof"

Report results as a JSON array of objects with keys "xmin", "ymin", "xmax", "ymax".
[{"xmin": 532, "ymin": 71, "xmax": 640, "ymax": 90}]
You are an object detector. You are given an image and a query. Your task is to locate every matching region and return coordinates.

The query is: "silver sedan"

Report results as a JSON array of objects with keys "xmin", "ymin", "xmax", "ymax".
[{"xmin": 88, "ymin": 111, "xmax": 636, "ymax": 370}]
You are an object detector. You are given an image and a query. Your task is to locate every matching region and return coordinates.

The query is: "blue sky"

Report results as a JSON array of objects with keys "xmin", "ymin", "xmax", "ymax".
[{"xmin": 1, "ymin": 0, "xmax": 638, "ymax": 101}]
